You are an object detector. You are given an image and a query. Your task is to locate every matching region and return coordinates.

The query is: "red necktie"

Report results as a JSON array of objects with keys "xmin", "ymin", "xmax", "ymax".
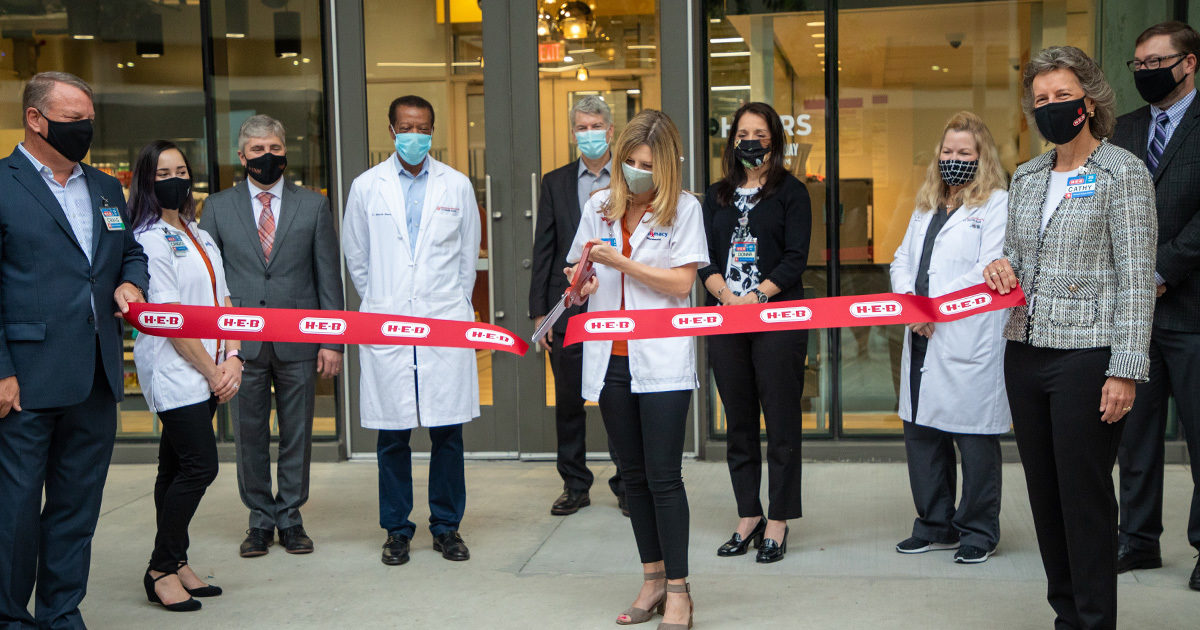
[{"xmin": 257, "ymin": 191, "xmax": 275, "ymax": 262}]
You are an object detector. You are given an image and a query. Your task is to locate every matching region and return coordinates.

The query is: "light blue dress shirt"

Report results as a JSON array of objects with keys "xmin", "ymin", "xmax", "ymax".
[
  {"xmin": 397, "ymin": 154, "xmax": 430, "ymax": 254},
  {"xmin": 577, "ymin": 157, "xmax": 611, "ymax": 214}
]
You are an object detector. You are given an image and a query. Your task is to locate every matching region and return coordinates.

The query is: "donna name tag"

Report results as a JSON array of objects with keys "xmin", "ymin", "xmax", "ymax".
[{"xmin": 1064, "ymin": 173, "xmax": 1097, "ymax": 199}]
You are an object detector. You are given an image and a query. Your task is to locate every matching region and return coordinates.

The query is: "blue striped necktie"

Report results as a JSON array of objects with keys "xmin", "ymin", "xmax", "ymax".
[{"xmin": 1147, "ymin": 111, "xmax": 1170, "ymax": 172}]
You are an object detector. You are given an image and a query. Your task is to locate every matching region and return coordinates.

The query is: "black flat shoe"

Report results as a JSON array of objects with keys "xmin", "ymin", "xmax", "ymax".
[
  {"xmin": 551, "ymin": 489, "xmax": 591, "ymax": 515},
  {"xmin": 382, "ymin": 534, "xmax": 411, "ymax": 566},
  {"xmin": 279, "ymin": 525, "xmax": 315, "ymax": 554},
  {"xmin": 1116, "ymin": 544, "xmax": 1162, "ymax": 573},
  {"xmin": 143, "ymin": 570, "xmax": 201, "ymax": 612},
  {"xmin": 756, "ymin": 526, "xmax": 789, "ymax": 564},
  {"xmin": 717, "ymin": 518, "xmax": 765, "ymax": 557},
  {"xmin": 1189, "ymin": 556, "xmax": 1200, "ymax": 591},
  {"xmin": 433, "ymin": 530, "xmax": 471, "ymax": 561},
  {"xmin": 239, "ymin": 527, "xmax": 274, "ymax": 558},
  {"xmin": 177, "ymin": 563, "xmax": 222, "ymax": 597}
]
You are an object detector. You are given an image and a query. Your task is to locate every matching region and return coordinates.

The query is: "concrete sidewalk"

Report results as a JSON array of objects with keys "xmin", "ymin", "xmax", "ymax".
[{"xmin": 80, "ymin": 460, "xmax": 1196, "ymax": 629}]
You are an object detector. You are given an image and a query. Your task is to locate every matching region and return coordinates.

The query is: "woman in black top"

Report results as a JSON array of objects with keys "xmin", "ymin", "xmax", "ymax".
[{"xmin": 698, "ymin": 102, "xmax": 812, "ymax": 563}]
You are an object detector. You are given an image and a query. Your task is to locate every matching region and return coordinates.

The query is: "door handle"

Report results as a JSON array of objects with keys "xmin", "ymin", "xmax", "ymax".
[{"xmin": 485, "ymin": 174, "xmax": 496, "ymax": 329}]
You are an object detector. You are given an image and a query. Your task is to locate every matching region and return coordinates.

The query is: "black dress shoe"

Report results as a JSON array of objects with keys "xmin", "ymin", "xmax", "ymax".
[
  {"xmin": 756, "ymin": 525, "xmax": 789, "ymax": 564},
  {"xmin": 279, "ymin": 525, "xmax": 315, "ymax": 554},
  {"xmin": 143, "ymin": 570, "xmax": 201, "ymax": 612},
  {"xmin": 717, "ymin": 518, "xmax": 765, "ymax": 557},
  {"xmin": 617, "ymin": 493, "xmax": 631, "ymax": 518},
  {"xmin": 433, "ymin": 531, "xmax": 470, "ymax": 561},
  {"xmin": 1189, "ymin": 557, "xmax": 1200, "ymax": 591},
  {"xmin": 551, "ymin": 489, "xmax": 591, "ymax": 515},
  {"xmin": 177, "ymin": 563, "xmax": 222, "ymax": 597},
  {"xmin": 381, "ymin": 534, "xmax": 410, "ymax": 566},
  {"xmin": 239, "ymin": 527, "xmax": 274, "ymax": 558},
  {"xmin": 1116, "ymin": 544, "xmax": 1162, "ymax": 573}
]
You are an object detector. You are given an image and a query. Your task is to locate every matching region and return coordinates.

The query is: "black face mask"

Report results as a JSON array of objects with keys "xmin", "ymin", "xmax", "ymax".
[
  {"xmin": 1033, "ymin": 98, "xmax": 1089, "ymax": 145},
  {"xmin": 734, "ymin": 139, "xmax": 770, "ymax": 169},
  {"xmin": 938, "ymin": 159, "xmax": 979, "ymax": 187},
  {"xmin": 153, "ymin": 177, "xmax": 191, "ymax": 211},
  {"xmin": 245, "ymin": 152, "xmax": 287, "ymax": 186},
  {"xmin": 1134, "ymin": 56, "xmax": 1188, "ymax": 104},
  {"xmin": 37, "ymin": 110, "xmax": 93, "ymax": 163}
]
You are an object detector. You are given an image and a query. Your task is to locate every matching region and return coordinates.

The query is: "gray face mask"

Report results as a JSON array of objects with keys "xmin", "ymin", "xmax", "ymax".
[{"xmin": 621, "ymin": 162, "xmax": 655, "ymax": 195}]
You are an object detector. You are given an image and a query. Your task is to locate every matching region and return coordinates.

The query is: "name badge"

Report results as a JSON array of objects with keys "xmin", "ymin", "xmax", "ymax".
[
  {"xmin": 164, "ymin": 232, "xmax": 189, "ymax": 257},
  {"xmin": 1064, "ymin": 173, "xmax": 1097, "ymax": 199},
  {"xmin": 732, "ymin": 238, "xmax": 757, "ymax": 264},
  {"xmin": 601, "ymin": 237, "xmax": 618, "ymax": 248},
  {"xmin": 101, "ymin": 206, "xmax": 126, "ymax": 231},
  {"xmin": 435, "ymin": 206, "xmax": 461, "ymax": 217}
]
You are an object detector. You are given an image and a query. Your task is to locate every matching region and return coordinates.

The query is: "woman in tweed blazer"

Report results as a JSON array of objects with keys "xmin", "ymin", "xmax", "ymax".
[{"xmin": 985, "ymin": 47, "xmax": 1157, "ymax": 630}]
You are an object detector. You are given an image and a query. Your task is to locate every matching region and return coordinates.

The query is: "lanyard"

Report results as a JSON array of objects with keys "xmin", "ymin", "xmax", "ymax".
[{"xmin": 170, "ymin": 225, "xmax": 222, "ymax": 361}]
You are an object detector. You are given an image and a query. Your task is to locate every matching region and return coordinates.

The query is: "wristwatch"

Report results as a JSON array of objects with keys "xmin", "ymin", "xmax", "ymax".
[{"xmin": 752, "ymin": 288, "xmax": 769, "ymax": 303}]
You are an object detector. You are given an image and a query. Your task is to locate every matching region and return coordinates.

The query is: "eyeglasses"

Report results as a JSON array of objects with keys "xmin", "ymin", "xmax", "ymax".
[{"xmin": 1126, "ymin": 53, "xmax": 1187, "ymax": 72}]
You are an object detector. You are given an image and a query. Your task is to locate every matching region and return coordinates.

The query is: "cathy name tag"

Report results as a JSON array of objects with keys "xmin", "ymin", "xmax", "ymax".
[
  {"xmin": 100, "ymin": 204, "xmax": 126, "ymax": 231},
  {"xmin": 1064, "ymin": 173, "xmax": 1097, "ymax": 199},
  {"xmin": 163, "ymin": 232, "xmax": 189, "ymax": 257}
]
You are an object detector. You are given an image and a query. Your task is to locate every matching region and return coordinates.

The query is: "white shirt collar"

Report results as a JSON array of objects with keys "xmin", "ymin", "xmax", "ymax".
[
  {"xmin": 17, "ymin": 142, "xmax": 83, "ymax": 181},
  {"xmin": 248, "ymin": 175, "xmax": 285, "ymax": 201}
]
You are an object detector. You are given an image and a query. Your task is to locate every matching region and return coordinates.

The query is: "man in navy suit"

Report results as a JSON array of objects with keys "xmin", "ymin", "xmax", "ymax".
[{"xmin": 0, "ymin": 72, "xmax": 148, "ymax": 629}]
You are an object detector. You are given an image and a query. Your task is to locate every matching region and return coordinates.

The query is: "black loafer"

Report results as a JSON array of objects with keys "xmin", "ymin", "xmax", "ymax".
[
  {"xmin": 756, "ymin": 526, "xmax": 789, "ymax": 564},
  {"xmin": 239, "ymin": 528, "xmax": 274, "ymax": 558},
  {"xmin": 1116, "ymin": 544, "xmax": 1162, "ymax": 573},
  {"xmin": 279, "ymin": 525, "xmax": 314, "ymax": 554},
  {"xmin": 718, "ymin": 518, "xmax": 765, "ymax": 557},
  {"xmin": 433, "ymin": 531, "xmax": 470, "ymax": 561},
  {"xmin": 1189, "ymin": 557, "xmax": 1200, "ymax": 591},
  {"xmin": 617, "ymin": 494, "xmax": 631, "ymax": 518},
  {"xmin": 551, "ymin": 489, "xmax": 591, "ymax": 515},
  {"xmin": 382, "ymin": 534, "xmax": 410, "ymax": 566}
]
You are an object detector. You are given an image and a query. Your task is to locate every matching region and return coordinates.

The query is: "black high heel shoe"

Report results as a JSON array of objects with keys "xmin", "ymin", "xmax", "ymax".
[
  {"xmin": 717, "ymin": 517, "xmax": 766, "ymax": 557},
  {"xmin": 756, "ymin": 525, "xmax": 789, "ymax": 564},
  {"xmin": 178, "ymin": 562, "xmax": 223, "ymax": 597},
  {"xmin": 143, "ymin": 570, "xmax": 202, "ymax": 612}
]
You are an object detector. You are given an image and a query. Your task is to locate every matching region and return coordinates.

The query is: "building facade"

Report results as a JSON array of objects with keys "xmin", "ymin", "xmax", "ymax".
[{"xmin": 1, "ymin": 0, "xmax": 1193, "ymax": 460}]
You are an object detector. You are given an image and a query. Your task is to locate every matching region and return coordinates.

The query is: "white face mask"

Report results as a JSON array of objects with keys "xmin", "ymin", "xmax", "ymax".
[{"xmin": 621, "ymin": 162, "xmax": 654, "ymax": 195}]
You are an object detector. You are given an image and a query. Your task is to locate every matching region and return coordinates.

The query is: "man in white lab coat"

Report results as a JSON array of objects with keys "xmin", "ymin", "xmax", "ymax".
[{"xmin": 342, "ymin": 95, "xmax": 481, "ymax": 566}]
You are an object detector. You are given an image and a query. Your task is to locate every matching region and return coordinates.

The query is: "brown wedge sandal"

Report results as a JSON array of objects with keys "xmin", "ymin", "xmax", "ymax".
[
  {"xmin": 656, "ymin": 582, "xmax": 693, "ymax": 630},
  {"xmin": 615, "ymin": 571, "xmax": 667, "ymax": 625}
]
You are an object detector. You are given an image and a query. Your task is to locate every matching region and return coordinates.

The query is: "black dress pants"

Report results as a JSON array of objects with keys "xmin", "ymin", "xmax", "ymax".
[
  {"xmin": 708, "ymin": 330, "xmax": 806, "ymax": 521},
  {"xmin": 150, "ymin": 396, "xmax": 219, "ymax": 573},
  {"xmin": 549, "ymin": 331, "xmax": 622, "ymax": 496},
  {"xmin": 1118, "ymin": 326, "xmax": 1200, "ymax": 552},
  {"xmin": 1006, "ymin": 342, "xmax": 1122, "ymax": 630},
  {"xmin": 598, "ymin": 356, "xmax": 692, "ymax": 580}
]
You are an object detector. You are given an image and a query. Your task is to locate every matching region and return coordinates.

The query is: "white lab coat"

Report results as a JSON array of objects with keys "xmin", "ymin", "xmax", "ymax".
[
  {"xmin": 133, "ymin": 219, "xmax": 231, "ymax": 414},
  {"xmin": 567, "ymin": 190, "xmax": 710, "ymax": 402},
  {"xmin": 890, "ymin": 188, "xmax": 1011, "ymax": 434},
  {"xmin": 342, "ymin": 155, "xmax": 481, "ymax": 430}
]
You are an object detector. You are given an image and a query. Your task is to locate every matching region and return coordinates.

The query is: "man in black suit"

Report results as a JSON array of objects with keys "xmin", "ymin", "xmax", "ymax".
[
  {"xmin": 0, "ymin": 72, "xmax": 148, "ymax": 628},
  {"xmin": 1110, "ymin": 20, "xmax": 1200, "ymax": 591},
  {"xmin": 529, "ymin": 95, "xmax": 624, "ymax": 516}
]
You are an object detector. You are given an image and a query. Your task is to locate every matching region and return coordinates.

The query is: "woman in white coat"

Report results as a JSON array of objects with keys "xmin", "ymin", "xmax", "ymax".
[
  {"xmin": 569, "ymin": 110, "xmax": 708, "ymax": 629},
  {"xmin": 890, "ymin": 111, "xmax": 1011, "ymax": 564},
  {"xmin": 341, "ymin": 96, "xmax": 482, "ymax": 565}
]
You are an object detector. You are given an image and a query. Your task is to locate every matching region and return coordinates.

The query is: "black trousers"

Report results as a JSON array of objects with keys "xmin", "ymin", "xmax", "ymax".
[
  {"xmin": 1006, "ymin": 342, "xmax": 1122, "ymax": 630},
  {"xmin": 708, "ymin": 330, "xmax": 806, "ymax": 521},
  {"xmin": 0, "ymin": 347, "xmax": 116, "ymax": 630},
  {"xmin": 1118, "ymin": 326, "xmax": 1200, "ymax": 552},
  {"xmin": 903, "ymin": 422, "xmax": 1002, "ymax": 550},
  {"xmin": 549, "ymin": 331, "xmax": 622, "ymax": 496},
  {"xmin": 150, "ymin": 397, "xmax": 219, "ymax": 573},
  {"xmin": 598, "ymin": 356, "xmax": 692, "ymax": 580}
]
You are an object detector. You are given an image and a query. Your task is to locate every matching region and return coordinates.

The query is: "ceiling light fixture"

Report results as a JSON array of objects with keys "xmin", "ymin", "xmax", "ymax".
[
  {"xmin": 576, "ymin": 66, "xmax": 589, "ymax": 81},
  {"xmin": 275, "ymin": 10, "xmax": 301, "ymax": 58},
  {"xmin": 226, "ymin": 0, "xmax": 249, "ymax": 38}
]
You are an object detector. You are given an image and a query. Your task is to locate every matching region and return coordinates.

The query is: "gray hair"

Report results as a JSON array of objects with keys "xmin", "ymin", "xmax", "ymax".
[
  {"xmin": 22, "ymin": 71, "xmax": 93, "ymax": 114},
  {"xmin": 1021, "ymin": 46, "xmax": 1115, "ymax": 140},
  {"xmin": 238, "ymin": 114, "xmax": 287, "ymax": 152},
  {"xmin": 569, "ymin": 95, "xmax": 612, "ymax": 132}
]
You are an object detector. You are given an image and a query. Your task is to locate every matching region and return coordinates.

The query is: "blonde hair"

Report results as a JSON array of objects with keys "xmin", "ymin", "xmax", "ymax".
[
  {"xmin": 914, "ymin": 111, "xmax": 1007, "ymax": 212},
  {"xmin": 603, "ymin": 109, "xmax": 684, "ymax": 227}
]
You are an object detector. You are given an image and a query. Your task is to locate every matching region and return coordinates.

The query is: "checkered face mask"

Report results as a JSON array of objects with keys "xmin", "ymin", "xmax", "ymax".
[{"xmin": 938, "ymin": 159, "xmax": 978, "ymax": 187}]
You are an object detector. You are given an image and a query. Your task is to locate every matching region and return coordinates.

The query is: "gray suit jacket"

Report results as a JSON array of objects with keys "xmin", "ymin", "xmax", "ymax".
[
  {"xmin": 199, "ymin": 180, "xmax": 343, "ymax": 363},
  {"xmin": 1111, "ymin": 95, "xmax": 1200, "ymax": 333},
  {"xmin": 1004, "ymin": 141, "xmax": 1157, "ymax": 382}
]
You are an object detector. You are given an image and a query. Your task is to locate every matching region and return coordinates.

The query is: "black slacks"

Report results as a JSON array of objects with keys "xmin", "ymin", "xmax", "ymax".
[
  {"xmin": 708, "ymin": 330, "xmax": 806, "ymax": 521},
  {"xmin": 598, "ymin": 356, "xmax": 692, "ymax": 580},
  {"xmin": 150, "ymin": 397, "xmax": 219, "ymax": 573},
  {"xmin": 548, "ymin": 331, "xmax": 622, "ymax": 496},
  {"xmin": 1118, "ymin": 326, "xmax": 1200, "ymax": 552},
  {"xmin": 1006, "ymin": 341, "xmax": 1122, "ymax": 630}
]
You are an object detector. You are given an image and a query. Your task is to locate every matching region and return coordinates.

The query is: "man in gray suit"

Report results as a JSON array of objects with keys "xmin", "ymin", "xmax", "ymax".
[{"xmin": 199, "ymin": 115, "xmax": 344, "ymax": 557}]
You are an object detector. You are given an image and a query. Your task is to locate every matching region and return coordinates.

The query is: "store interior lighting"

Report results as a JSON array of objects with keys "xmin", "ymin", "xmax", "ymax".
[
  {"xmin": 275, "ymin": 10, "xmax": 301, "ymax": 58},
  {"xmin": 226, "ymin": 0, "xmax": 249, "ymax": 38},
  {"xmin": 136, "ymin": 10, "xmax": 165, "ymax": 58}
]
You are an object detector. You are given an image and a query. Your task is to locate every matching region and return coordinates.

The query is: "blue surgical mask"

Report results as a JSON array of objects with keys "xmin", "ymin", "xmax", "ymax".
[
  {"xmin": 575, "ymin": 129, "xmax": 609, "ymax": 160},
  {"xmin": 621, "ymin": 162, "xmax": 655, "ymax": 195},
  {"xmin": 393, "ymin": 131, "xmax": 432, "ymax": 166}
]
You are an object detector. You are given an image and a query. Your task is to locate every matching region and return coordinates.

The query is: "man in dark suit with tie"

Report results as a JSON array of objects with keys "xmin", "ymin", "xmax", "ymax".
[
  {"xmin": 200, "ymin": 115, "xmax": 344, "ymax": 558},
  {"xmin": 0, "ymin": 72, "xmax": 148, "ymax": 628},
  {"xmin": 1110, "ymin": 20, "xmax": 1200, "ymax": 591},
  {"xmin": 529, "ymin": 95, "xmax": 624, "ymax": 516}
]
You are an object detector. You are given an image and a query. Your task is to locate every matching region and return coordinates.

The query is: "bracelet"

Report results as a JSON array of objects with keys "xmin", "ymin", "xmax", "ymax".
[{"xmin": 716, "ymin": 287, "xmax": 727, "ymax": 303}]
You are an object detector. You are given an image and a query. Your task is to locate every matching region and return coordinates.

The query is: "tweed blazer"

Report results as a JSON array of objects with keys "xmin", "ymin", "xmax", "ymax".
[{"xmin": 1003, "ymin": 140, "xmax": 1157, "ymax": 382}]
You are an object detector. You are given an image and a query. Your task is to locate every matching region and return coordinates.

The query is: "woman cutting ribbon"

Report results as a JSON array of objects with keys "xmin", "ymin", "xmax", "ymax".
[{"xmin": 568, "ymin": 109, "xmax": 708, "ymax": 630}]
